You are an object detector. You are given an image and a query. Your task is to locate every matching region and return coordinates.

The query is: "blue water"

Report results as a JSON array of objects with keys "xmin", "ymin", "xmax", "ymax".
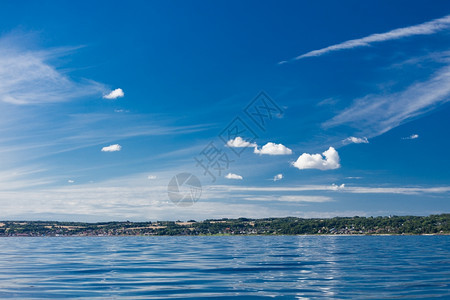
[{"xmin": 0, "ymin": 236, "xmax": 448, "ymax": 299}]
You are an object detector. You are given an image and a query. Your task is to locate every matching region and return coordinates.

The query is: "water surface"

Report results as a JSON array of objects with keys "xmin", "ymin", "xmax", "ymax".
[{"xmin": 0, "ymin": 236, "xmax": 448, "ymax": 299}]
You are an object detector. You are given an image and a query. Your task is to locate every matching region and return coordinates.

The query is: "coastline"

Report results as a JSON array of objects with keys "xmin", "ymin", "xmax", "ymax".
[
  {"xmin": 1, "ymin": 214, "xmax": 448, "ymax": 237},
  {"xmin": 1, "ymin": 233, "xmax": 449, "ymax": 237}
]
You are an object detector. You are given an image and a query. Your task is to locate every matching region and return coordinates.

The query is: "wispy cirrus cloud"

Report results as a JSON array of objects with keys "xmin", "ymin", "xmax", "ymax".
[
  {"xmin": 243, "ymin": 195, "xmax": 332, "ymax": 203},
  {"xmin": 0, "ymin": 33, "xmax": 105, "ymax": 105},
  {"xmin": 215, "ymin": 184, "xmax": 450, "ymax": 195},
  {"xmin": 343, "ymin": 137, "xmax": 369, "ymax": 144},
  {"xmin": 324, "ymin": 65, "xmax": 450, "ymax": 136},
  {"xmin": 280, "ymin": 14, "xmax": 450, "ymax": 63},
  {"xmin": 1, "ymin": 168, "xmax": 448, "ymax": 221},
  {"xmin": 0, "ymin": 166, "xmax": 55, "ymax": 190},
  {"xmin": 345, "ymin": 186, "xmax": 450, "ymax": 195}
]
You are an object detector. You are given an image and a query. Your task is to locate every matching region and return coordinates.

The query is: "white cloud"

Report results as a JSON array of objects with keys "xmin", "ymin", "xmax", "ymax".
[
  {"xmin": 212, "ymin": 185, "xmax": 337, "ymax": 193},
  {"xmin": 103, "ymin": 88, "xmax": 124, "ymax": 99},
  {"xmin": 0, "ymin": 166, "xmax": 56, "ymax": 190},
  {"xmin": 403, "ymin": 134, "xmax": 419, "ymax": 140},
  {"xmin": 344, "ymin": 186, "xmax": 450, "ymax": 195},
  {"xmin": 0, "ymin": 33, "xmax": 104, "ymax": 105},
  {"xmin": 273, "ymin": 173, "xmax": 283, "ymax": 181},
  {"xmin": 254, "ymin": 142, "xmax": 292, "ymax": 155},
  {"xmin": 114, "ymin": 109, "xmax": 129, "ymax": 113},
  {"xmin": 226, "ymin": 136, "xmax": 257, "ymax": 148},
  {"xmin": 293, "ymin": 147, "xmax": 340, "ymax": 170},
  {"xmin": 278, "ymin": 195, "xmax": 331, "ymax": 203},
  {"xmin": 147, "ymin": 175, "xmax": 157, "ymax": 180},
  {"xmin": 67, "ymin": 180, "xmax": 75, "ymax": 183},
  {"xmin": 225, "ymin": 173, "xmax": 243, "ymax": 180},
  {"xmin": 331, "ymin": 183, "xmax": 345, "ymax": 190},
  {"xmin": 343, "ymin": 137, "xmax": 369, "ymax": 144},
  {"xmin": 101, "ymin": 144, "xmax": 122, "ymax": 152},
  {"xmin": 0, "ymin": 181, "xmax": 366, "ymax": 221},
  {"xmin": 244, "ymin": 195, "xmax": 332, "ymax": 203},
  {"xmin": 324, "ymin": 65, "xmax": 450, "ymax": 137},
  {"xmin": 228, "ymin": 139, "xmax": 293, "ymax": 156},
  {"xmin": 283, "ymin": 14, "xmax": 450, "ymax": 62},
  {"xmin": 1, "ymin": 168, "xmax": 449, "ymax": 221},
  {"xmin": 214, "ymin": 184, "xmax": 450, "ymax": 195}
]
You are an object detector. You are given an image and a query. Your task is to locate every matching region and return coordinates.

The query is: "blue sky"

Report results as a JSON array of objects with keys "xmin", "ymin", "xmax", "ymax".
[{"xmin": 0, "ymin": 0, "xmax": 450, "ymax": 221}]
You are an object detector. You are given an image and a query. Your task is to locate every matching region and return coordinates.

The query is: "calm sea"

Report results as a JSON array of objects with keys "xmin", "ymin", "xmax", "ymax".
[{"xmin": 0, "ymin": 236, "xmax": 448, "ymax": 299}]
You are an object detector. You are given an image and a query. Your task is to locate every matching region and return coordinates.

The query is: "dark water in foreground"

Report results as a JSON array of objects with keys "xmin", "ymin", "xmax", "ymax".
[{"xmin": 0, "ymin": 236, "xmax": 448, "ymax": 299}]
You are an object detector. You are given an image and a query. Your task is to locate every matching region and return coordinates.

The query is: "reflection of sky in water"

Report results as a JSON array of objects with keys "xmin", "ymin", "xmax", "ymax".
[
  {"xmin": 0, "ymin": 236, "xmax": 448, "ymax": 299},
  {"xmin": 293, "ymin": 236, "xmax": 340, "ymax": 298}
]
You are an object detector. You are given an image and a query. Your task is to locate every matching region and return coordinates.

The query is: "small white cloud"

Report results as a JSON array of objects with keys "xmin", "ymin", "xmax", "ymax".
[
  {"xmin": 278, "ymin": 195, "xmax": 332, "ymax": 203},
  {"xmin": 293, "ymin": 147, "xmax": 341, "ymax": 170},
  {"xmin": 226, "ymin": 137, "xmax": 257, "ymax": 148},
  {"xmin": 273, "ymin": 174, "xmax": 283, "ymax": 181},
  {"xmin": 101, "ymin": 144, "xmax": 122, "ymax": 152},
  {"xmin": 147, "ymin": 175, "xmax": 157, "ymax": 180},
  {"xmin": 114, "ymin": 109, "xmax": 129, "ymax": 113},
  {"xmin": 331, "ymin": 183, "xmax": 345, "ymax": 190},
  {"xmin": 67, "ymin": 179, "xmax": 75, "ymax": 183},
  {"xmin": 343, "ymin": 136, "xmax": 369, "ymax": 144},
  {"xmin": 254, "ymin": 142, "xmax": 292, "ymax": 155},
  {"xmin": 103, "ymin": 88, "xmax": 124, "ymax": 99},
  {"xmin": 244, "ymin": 195, "xmax": 331, "ymax": 203},
  {"xmin": 225, "ymin": 173, "xmax": 243, "ymax": 180},
  {"xmin": 402, "ymin": 134, "xmax": 419, "ymax": 140}
]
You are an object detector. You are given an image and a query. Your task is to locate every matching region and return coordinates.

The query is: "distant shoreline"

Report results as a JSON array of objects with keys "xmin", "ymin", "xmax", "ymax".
[
  {"xmin": 1, "ymin": 233, "xmax": 450, "ymax": 238},
  {"xmin": 1, "ymin": 214, "xmax": 448, "ymax": 237}
]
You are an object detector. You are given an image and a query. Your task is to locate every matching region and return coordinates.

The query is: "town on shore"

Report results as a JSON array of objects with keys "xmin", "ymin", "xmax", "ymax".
[{"xmin": 0, "ymin": 214, "xmax": 448, "ymax": 237}]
